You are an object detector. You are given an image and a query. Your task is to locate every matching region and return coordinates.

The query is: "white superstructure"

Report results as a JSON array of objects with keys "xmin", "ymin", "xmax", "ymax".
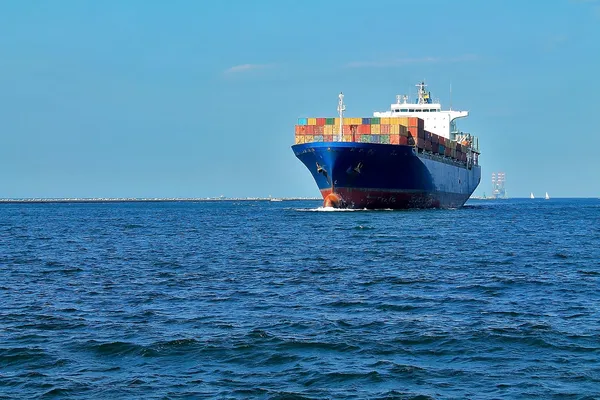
[{"xmin": 373, "ymin": 82, "xmax": 468, "ymax": 139}]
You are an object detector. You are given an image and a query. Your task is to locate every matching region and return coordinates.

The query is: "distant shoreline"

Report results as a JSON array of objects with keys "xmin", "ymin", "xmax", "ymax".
[{"xmin": 0, "ymin": 197, "xmax": 322, "ymax": 204}]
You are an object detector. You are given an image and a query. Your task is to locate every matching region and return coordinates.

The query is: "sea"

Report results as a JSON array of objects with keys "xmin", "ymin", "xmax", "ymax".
[{"xmin": 0, "ymin": 198, "xmax": 599, "ymax": 399}]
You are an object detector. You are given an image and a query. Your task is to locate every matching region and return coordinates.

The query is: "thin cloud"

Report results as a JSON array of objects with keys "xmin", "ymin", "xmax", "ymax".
[
  {"xmin": 345, "ymin": 54, "xmax": 479, "ymax": 68},
  {"xmin": 223, "ymin": 63, "xmax": 273, "ymax": 74}
]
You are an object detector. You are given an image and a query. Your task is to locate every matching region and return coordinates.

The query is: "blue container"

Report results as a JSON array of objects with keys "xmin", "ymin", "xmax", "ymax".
[
  {"xmin": 297, "ymin": 118, "xmax": 308, "ymax": 126},
  {"xmin": 362, "ymin": 117, "xmax": 371, "ymax": 125},
  {"xmin": 371, "ymin": 135, "xmax": 380, "ymax": 143}
]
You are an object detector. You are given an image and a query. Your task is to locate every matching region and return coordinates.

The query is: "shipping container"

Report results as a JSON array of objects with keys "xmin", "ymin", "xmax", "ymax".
[
  {"xmin": 424, "ymin": 131, "xmax": 432, "ymax": 141},
  {"xmin": 295, "ymin": 135, "xmax": 305, "ymax": 145},
  {"xmin": 343, "ymin": 134, "xmax": 352, "ymax": 142},
  {"xmin": 431, "ymin": 134, "xmax": 439, "ymax": 144},
  {"xmin": 315, "ymin": 126, "xmax": 325, "ymax": 135},
  {"xmin": 390, "ymin": 124, "xmax": 400, "ymax": 134},
  {"xmin": 400, "ymin": 136, "xmax": 408, "ymax": 146},
  {"xmin": 408, "ymin": 117, "xmax": 425, "ymax": 130},
  {"xmin": 371, "ymin": 117, "xmax": 381, "ymax": 125},
  {"xmin": 362, "ymin": 117, "xmax": 371, "ymax": 125},
  {"xmin": 324, "ymin": 135, "xmax": 333, "ymax": 142},
  {"xmin": 398, "ymin": 117, "xmax": 409, "ymax": 126},
  {"xmin": 416, "ymin": 137, "xmax": 426, "ymax": 149},
  {"xmin": 297, "ymin": 118, "xmax": 308, "ymax": 126},
  {"xmin": 305, "ymin": 135, "xmax": 314, "ymax": 143},
  {"xmin": 360, "ymin": 134, "xmax": 370, "ymax": 143},
  {"xmin": 334, "ymin": 118, "xmax": 340, "ymax": 126},
  {"xmin": 407, "ymin": 126, "xmax": 424, "ymax": 138},
  {"xmin": 425, "ymin": 140, "xmax": 432, "ymax": 152},
  {"xmin": 371, "ymin": 135, "xmax": 381, "ymax": 143},
  {"xmin": 358, "ymin": 124, "xmax": 371, "ymax": 134},
  {"xmin": 305, "ymin": 125, "xmax": 315, "ymax": 135},
  {"xmin": 381, "ymin": 117, "xmax": 390, "ymax": 125},
  {"xmin": 390, "ymin": 134, "xmax": 400, "ymax": 144},
  {"xmin": 332, "ymin": 125, "xmax": 340, "ymax": 135},
  {"xmin": 439, "ymin": 144, "xmax": 446, "ymax": 155},
  {"xmin": 295, "ymin": 125, "xmax": 306, "ymax": 135},
  {"xmin": 389, "ymin": 117, "xmax": 400, "ymax": 125},
  {"xmin": 380, "ymin": 124, "xmax": 390, "ymax": 134},
  {"xmin": 371, "ymin": 124, "xmax": 381, "ymax": 134},
  {"xmin": 324, "ymin": 125, "xmax": 333, "ymax": 135},
  {"xmin": 308, "ymin": 118, "xmax": 317, "ymax": 126},
  {"xmin": 316, "ymin": 118, "xmax": 326, "ymax": 126},
  {"xmin": 432, "ymin": 142, "xmax": 439, "ymax": 154},
  {"xmin": 380, "ymin": 134, "xmax": 390, "ymax": 144},
  {"xmin": 400, "ymin": 125, "xmax": 408, "ymax": 137},
  {"xmin": 325, "ymin": 117, "xmax": 335, "ymax": 125},
  {"xmin": 313, "ymin": 135, "xmax": 324, "ymax": 142}
]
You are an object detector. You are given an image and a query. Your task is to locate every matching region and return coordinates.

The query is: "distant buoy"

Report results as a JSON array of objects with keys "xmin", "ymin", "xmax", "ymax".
[{"xmin": 323, "ymin": 193, "xmax": 342, "ymax": 208}]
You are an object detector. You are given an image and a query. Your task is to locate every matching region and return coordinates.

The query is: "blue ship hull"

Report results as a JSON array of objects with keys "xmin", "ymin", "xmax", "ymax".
[{"xmin": 292, "ymin": 142, "xmax": 481, "ymax": 209}]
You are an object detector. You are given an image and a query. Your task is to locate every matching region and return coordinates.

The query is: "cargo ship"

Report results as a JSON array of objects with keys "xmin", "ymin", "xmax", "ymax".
[{"xmin": 291, "ymin": 82, "xmax": 481, "ymax": 209}]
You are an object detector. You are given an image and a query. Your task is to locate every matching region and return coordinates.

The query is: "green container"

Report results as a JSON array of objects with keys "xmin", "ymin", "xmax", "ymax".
[
  {"xmin": 325, "ymin": 117, "xmax": 335, "ymax": 125},
  {"xmin": 380, "ymin": 134, "xmax": 390, "ymax": 144},
  {"xmin": 370, "ymin": 117, "xmax": 380, "ymax": 125}
]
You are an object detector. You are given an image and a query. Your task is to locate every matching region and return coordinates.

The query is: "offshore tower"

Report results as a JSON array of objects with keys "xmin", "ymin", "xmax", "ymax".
[{"xmin": 491, "ymin": 172, "xmax": 507, "ymax": 199}]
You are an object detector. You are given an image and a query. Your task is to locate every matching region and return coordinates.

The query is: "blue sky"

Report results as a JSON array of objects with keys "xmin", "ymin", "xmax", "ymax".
[{"xmin": 1, "ymin": 0, "xmax": 599, "ymax": 198}]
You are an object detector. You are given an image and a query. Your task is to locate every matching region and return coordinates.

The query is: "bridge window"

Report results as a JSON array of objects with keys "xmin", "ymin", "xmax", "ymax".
[
  {"xmin": 408, "ymin": 109, "xmax": 415, "ymax": 112},
  {"xmin": 401, "ymin": 109, "xmax": 408, "ymax": 112}
]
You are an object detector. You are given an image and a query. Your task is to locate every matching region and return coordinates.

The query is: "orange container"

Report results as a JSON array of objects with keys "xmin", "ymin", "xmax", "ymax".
[
  {"xmin": 295, "ymin": 125, "xmax": 306, "ymax": 135},
  {"xmin": 390, "ymin": 134, "xmax": 400, "ymax": 144},
  {"xmin": 305, "ymin": 125, "xmax": 315, "ymax": 135},
  {"xmin": 314, "ymin": 126, "xmax": 324, "ymax": 135},
  {"xmin": 316, "ymin": 118, "xmax": 326, "ymax": 126},
  {"xmin": 323, "ymin": 135, "xmax": 333, "ymax": 142},
  {"xmin": 408, "ymin": 127, "xmax": 423, "ymax": 138},
  {"xmin": 380, "ymin": 124, "xmax": 390, "ymax": 134},
  {"xmin": 358, "ymin": 124, "xmax": 371, "ymax": 134}
]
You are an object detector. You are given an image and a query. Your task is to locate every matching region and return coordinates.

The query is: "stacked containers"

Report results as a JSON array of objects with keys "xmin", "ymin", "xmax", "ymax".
[{"xmin": 296, "ymin": 116, "xmax": 426, "ymax": 147}]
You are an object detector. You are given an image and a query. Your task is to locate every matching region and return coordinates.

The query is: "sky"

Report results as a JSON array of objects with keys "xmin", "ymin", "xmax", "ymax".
[{"xmin": 1, "ymin": 0, "xmax": 599, "ymax": 198}]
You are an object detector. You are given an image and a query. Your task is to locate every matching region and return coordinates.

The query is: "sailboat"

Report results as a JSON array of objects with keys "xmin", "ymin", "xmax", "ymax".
[
  {"xmin": 530, "ymin": 192, "xmax": 535, "ymax": 199},
  {"xmin": 545, "ymin": 192, "xmax": 550, "ymax": 200}
]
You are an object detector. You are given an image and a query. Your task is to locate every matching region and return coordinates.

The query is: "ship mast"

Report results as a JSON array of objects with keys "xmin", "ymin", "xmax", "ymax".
[{"xmin": 337, "ymin": 92, "xmax": 345, "ymax": 142}]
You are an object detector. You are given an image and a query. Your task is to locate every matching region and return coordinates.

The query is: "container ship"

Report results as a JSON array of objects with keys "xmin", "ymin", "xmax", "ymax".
[{"xmin": 291, "ymin": 82, "xmax": 481, "ymax": 209}]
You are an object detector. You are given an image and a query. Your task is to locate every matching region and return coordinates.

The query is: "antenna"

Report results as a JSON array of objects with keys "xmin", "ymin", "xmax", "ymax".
[
  {"xmin": 450, "ymin": 83, "xmax": 452, "ymax": 111},
  {"xmin": 337, "ymin": 92, "xmax": 346, "ymax": 142}
]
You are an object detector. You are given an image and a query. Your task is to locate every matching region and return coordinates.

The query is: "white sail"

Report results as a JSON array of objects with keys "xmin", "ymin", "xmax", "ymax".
[
  {"xmin": 545, "ymin": 192, "xmax": 550, "ymax": 200},
  {"xmin": 530, "ymin": 192, "xmax": 535, "ymax": 199}
]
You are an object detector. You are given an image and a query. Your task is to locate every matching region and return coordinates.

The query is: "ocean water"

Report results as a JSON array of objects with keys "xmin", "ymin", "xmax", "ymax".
[{"xmin": 1, "ymin": 199, "xmax": 599, "ymax": 399}]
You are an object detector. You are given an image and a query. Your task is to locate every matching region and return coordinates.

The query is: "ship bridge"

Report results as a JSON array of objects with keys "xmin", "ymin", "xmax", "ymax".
[{"xmin": 373, "ymin": 82, "xmax": 468, "ymax": 139}]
